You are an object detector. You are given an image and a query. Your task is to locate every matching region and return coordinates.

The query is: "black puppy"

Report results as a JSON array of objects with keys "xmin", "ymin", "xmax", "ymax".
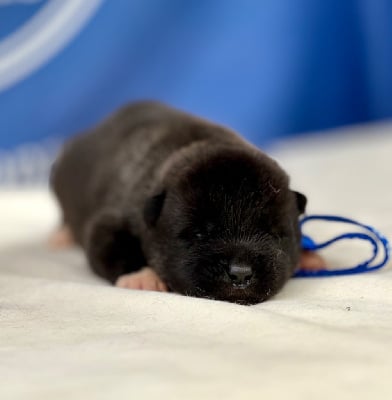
[{"xmin": 51, "ymin": 101, "xmax": 309, "ymax": 304}]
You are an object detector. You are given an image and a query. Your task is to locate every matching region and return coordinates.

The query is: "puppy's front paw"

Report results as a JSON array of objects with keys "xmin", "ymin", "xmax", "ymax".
[
  {"xmin": 115, "ymin": 267, "xmax": 167, "ymax": 292},
  {"xmin": 298, "ymin": 250, "xmax": 326, "ymax": 271}
]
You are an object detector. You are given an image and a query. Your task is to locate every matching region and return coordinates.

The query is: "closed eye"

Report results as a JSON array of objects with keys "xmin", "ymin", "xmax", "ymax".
[{"xmin": 178, "ymin": 227, "xmax": 203, "ymax": 242}]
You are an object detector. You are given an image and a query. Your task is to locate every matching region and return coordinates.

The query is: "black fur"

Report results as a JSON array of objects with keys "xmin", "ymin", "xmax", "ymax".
[{"xmin": 51, "ymin": 101, "xmax": 306, "ymax": 304}]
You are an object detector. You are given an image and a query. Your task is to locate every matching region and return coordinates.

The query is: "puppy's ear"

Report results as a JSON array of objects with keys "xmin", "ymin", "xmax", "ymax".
[
  {"xmin": 144, "ymin": 191, "xmax": 166, "ymax": 227},
  {"xmin": 292, "ymin": 191, "xmax": 307, "ymax": 214}
]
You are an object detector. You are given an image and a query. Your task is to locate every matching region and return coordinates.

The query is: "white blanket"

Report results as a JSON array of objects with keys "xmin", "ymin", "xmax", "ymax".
[{"xmin": 1, "ymin": 124, "xmax": 392, "ymax": 400}]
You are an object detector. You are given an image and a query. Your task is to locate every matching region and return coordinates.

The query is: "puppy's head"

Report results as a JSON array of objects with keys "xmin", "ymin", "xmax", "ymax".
[{"xmin": 144, "ymin": 147, "xmax": 306, "ymax": 304}]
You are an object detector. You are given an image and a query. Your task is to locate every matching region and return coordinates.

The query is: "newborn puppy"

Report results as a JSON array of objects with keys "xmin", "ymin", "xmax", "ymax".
[{"xmin": 51, "ymin": 101, "xmax": 308, "ymax": 304}]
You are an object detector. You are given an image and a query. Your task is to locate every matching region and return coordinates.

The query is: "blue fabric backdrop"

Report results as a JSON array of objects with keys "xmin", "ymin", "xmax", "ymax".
[{"xmin": 0, "ymin": 0, "xmax": 391, "ymax": 167}]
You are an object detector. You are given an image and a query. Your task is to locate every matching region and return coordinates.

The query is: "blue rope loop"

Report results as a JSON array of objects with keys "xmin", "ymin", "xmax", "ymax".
[{"xmin": 294, "ymin": 214, "xmax": 390, "ymax": 277}]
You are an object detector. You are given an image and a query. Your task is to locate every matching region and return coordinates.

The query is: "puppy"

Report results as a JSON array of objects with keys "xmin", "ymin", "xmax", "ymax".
[{"xmin": 51, "ymin": 101, "xmax": 317, "ymax": 304}]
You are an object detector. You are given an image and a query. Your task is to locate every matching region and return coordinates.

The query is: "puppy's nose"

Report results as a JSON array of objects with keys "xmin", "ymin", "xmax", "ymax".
[{"xmin": 228, "ymin": 264, "xmax": 253, "ymax": 287}]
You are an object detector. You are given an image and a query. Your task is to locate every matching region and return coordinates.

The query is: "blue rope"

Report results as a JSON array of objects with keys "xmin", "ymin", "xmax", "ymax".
[{"xmin": 294, "ymin": 214, "xmax": 390, "ymax": 277}]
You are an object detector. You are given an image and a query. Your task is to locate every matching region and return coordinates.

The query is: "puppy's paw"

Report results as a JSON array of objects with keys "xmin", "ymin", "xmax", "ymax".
[
  {"xmin": 298, "ymin": 250, "xmax": 326, "ymax": 271},
  {"xmin": 115, "ymin": 267, "xmax": 167, "ymax": 292},
  {"xmin": 48, "ymin": 225, "xmax": 75, "ymax": 249}
]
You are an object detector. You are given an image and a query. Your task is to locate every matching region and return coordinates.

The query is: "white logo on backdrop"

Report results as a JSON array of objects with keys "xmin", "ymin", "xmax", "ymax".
[{"xmin": 0, "ymin": 0, "xmax": 103, "ymax": 91}]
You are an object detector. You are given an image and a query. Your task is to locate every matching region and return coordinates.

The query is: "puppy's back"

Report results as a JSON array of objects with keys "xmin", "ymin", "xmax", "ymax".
[{"xmin": 51, "ymin": 101, "xmax": 239, "ymax": 242}]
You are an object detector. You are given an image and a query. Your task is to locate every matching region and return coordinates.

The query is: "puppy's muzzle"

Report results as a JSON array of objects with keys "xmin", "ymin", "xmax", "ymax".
[{"xmin": 228, "ymin": 264, "xmax": 253, "ymax": 289}]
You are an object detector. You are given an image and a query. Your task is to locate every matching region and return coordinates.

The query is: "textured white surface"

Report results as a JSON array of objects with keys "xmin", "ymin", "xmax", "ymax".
[{"xmin": 1, "ymin": 123, "xmax": 392, "ymax": 400}]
